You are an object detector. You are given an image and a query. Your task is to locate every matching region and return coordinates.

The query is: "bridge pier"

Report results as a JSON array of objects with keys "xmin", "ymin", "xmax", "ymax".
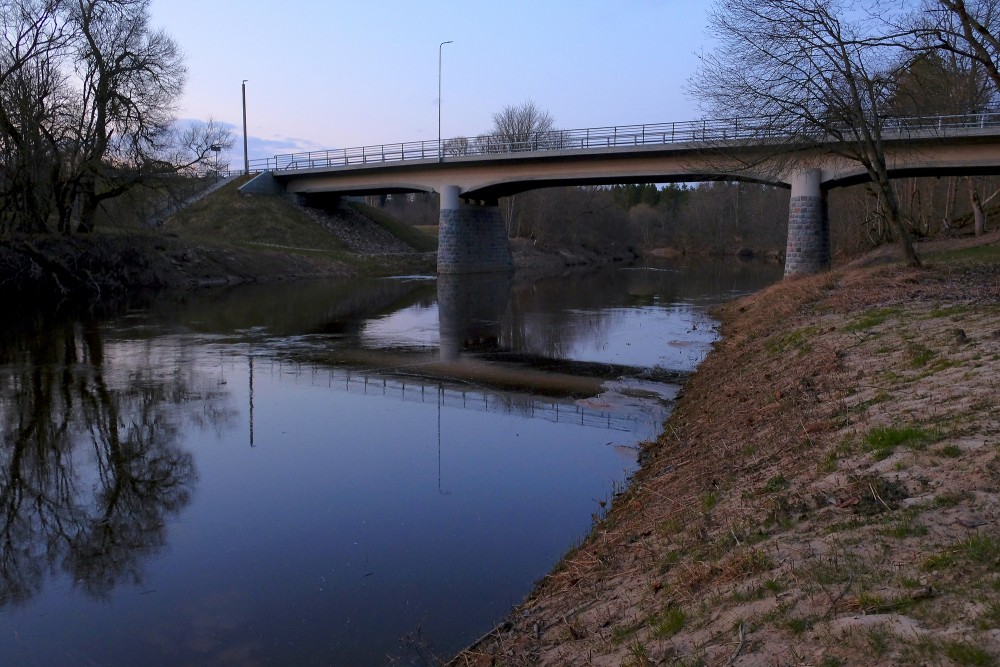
[
  {"xmin": 784, "ymin": 168, "xmax": 831, "ymax": 276},
  {"xmin": 437, "ymin": 185, "xmax": 514, "ymax": 274}
]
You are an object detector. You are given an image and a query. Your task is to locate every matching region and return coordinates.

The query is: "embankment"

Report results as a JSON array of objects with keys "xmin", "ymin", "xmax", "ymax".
[
  {"xmin": 0, "ymin": 182, "xmax": 437, "ymax": 301},
  {"xmin": 453, "ymin": 233, "xmax": 1000, "ymax": 666}
]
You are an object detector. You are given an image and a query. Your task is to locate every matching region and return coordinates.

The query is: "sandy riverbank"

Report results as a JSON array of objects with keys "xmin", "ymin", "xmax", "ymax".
[{"xmin": 452, "ymin": 233, "xmax": 1000, "ymax": 666}]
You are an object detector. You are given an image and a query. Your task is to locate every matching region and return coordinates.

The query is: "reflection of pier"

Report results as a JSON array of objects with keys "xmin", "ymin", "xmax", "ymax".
[
  {"xmin": 256, "ymin": 357, "xmax": 668, "ymax": 434},
  {"xmin": 438, "ymin": 273, "xmax": 512, "ymax": 362}
]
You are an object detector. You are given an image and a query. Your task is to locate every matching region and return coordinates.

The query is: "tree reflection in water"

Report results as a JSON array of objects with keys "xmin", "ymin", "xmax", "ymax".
[{"xmin": 0, "ymin": 312, "xmax": 216, "ymax": 607}]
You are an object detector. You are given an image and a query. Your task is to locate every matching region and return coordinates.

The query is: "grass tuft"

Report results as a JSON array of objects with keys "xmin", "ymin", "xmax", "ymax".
[
  {"xmin": 651, "ymin": 606, "xmax": 687, "ymax": 639},
  {"xmin": 844, "ymin": 307, "xmax": 903, "ymax": 332},
  {"xmin": 943, "ymin": 640, "xmax": 996, "ymax": 666},
  {"xmin": 863, "ymin": 424, "xmax": 935, "ymax": 459}
]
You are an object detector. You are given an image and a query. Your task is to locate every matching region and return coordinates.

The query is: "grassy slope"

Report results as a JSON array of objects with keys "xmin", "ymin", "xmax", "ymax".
[
  {"xmin": 454, "ymin": 234, "xmax": 1000, "ymax": 667},
  {"xmin": 160, "ymin": 179, "xmax": 436, "ymax": 279},
  {"xmin": 164, "ymin": 177, "xmax": 352, "ymax": 255},
  {"xmin": 0, "ymin": 179, "xmax": 439, "ymax": 298}
]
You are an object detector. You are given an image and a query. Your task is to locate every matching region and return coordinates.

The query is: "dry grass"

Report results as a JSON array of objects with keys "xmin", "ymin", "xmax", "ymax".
[
  {"xmin": 165, "ymin": 178, "xmax": 353, "ymax": 254},
  {"xmin": 450, "ymin": 234, "xmax": 1000, "ymax": 667}
]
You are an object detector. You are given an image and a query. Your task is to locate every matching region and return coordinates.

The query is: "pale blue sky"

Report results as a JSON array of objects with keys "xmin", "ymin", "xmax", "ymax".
[{"xmin": 150, "ymin": 0, "xmax": 712, "ymax": 166}]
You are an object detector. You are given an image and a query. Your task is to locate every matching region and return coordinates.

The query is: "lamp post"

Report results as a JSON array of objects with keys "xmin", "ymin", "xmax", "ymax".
[
  {"xmin": 241, "ymin": 80, "xmax": 249, "ymax": 174},
  {"xmin": 438, "ymin": 40, "xmax": 452, "ymax": 162},
  {"xmin": 210, "ymin": 143, "xmax": 222, "ymax": 180}
]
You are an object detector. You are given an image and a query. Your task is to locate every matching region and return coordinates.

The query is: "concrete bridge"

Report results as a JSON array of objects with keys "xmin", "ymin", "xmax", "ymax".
[{"xmin": 241, "ymin": 112, "xmax": 1000, "ymax": 276}]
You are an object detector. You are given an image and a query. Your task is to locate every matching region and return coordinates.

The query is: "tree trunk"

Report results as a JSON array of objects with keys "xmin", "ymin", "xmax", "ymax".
[
  {"xmin": 943, "ymin": 176, "xmax": 956, "ymax": 230},
  {"xmin": 968, "ymin": 177, "xmax": 987, "ymax": 236},
  {"xmin": 77, "ymin": 187, "xmax": 98, "ymax": 234},
  {"xmin": 876, "ymin": 177, "xmax": 921, "ymax": 267}
]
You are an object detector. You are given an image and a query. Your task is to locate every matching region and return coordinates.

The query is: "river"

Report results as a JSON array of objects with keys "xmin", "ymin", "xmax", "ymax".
[{"xmin": 0, "ymin": 258, "xmax": 780, "ymax": 666}]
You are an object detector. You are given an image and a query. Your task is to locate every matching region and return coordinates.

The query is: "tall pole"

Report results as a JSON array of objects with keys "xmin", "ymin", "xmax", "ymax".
[
  {"xmin": 241, "ymin": 80, "xmax": 249, "ymax": 174},
  {"xmin": 438, "ymin": 40, "xmax": 452, "ymax": 162}
]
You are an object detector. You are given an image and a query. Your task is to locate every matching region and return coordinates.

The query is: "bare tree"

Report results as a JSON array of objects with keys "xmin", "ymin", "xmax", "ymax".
[
  {"xmin": 168, "ymin": 118, "xmax": 235, "ymax": 175},
  {"xmin": 928, "ymin": 0, "xmax": 1000, "ymax": 93},
  {"xmin": 443, "ymin": 136, "xmax": 470, "ymax": 156},
  {"xmin": 0, "ymin": 0, "xmax": 231, "ymax": 235},
  {"xmin": 484, "ymin": 101, "xmax": 556, "ymax": 234},
  {"xmin": 689, "ymin": 0, "xmax": 921, "ymax": 266},
  {"xmin": 0, "ymin": 0, "xmax": 66, "ymax": 89},
  {"xmin": 919, "ymin": 0, "xmax": 1000, "ymax": 234},
  {"xmin": 0, "ymin": 0, "xmax": 68, "ymax": 233},
  {"xmin": 490, "ymin": 100, "xmax": 555, "ymax": 152},
  {"xmin": 66, "ymin": 0, "xmax": 187, "ymax": 232}
]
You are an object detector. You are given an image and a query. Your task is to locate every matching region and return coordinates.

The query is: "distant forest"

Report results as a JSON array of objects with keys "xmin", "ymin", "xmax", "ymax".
[{"xmin": 371, "ymin": 175, "xmax": 999, "ymax": 261}]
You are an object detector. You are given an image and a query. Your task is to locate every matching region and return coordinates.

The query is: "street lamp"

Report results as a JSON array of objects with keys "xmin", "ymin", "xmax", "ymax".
[
  {"xmin": 210, "ymin": 143, "xmax": 222, "ymax": 180},
  {"xmin": 438, "ymin": 40, "xmax": 452, "ymax": 162},
  {"xmin": 241, "ymin": 80, "xmax": 249, "ymax": 174}
]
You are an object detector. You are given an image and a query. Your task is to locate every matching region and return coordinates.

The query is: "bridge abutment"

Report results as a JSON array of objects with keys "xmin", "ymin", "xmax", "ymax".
[
  {"xmin": 784, "ymin": 168, "xmax": 831, "ymax": 277},
  {"xmin": 437, "ymin": 186, "xmax": 514, "ymax": 274}
]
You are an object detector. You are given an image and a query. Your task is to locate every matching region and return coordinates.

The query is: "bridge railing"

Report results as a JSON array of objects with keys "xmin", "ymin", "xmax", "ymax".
[{"xmin": 246, "ymin": 109, "xmax": 1000, "ymax": 174}]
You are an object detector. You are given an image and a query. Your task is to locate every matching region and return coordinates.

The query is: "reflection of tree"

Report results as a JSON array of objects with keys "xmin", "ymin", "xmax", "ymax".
[
  {"xmin": 501, "ymin": 261, "xmax": 783, "ymax": 358},
  {"xmin": 0, "ymin": 314, "xmax": 213, "ymax": 606},
  {"xmin": 502, "ymin": 273, "xmax": 625, "ymax": 358}
]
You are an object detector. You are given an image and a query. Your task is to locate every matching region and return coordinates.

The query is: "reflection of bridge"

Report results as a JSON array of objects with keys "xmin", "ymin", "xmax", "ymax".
[
  {"xmin": 242, "ymin": 112, "xmax": 1000, "ymax": 276},
  {"xmin": 255, "ymin": 357, "xmax": 670, "ymax": 435}
]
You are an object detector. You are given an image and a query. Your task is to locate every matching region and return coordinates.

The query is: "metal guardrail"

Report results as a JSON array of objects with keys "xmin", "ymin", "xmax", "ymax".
[{"xmin": 246, "ymin": 110, "xmax": 1000, "ymax": 174}]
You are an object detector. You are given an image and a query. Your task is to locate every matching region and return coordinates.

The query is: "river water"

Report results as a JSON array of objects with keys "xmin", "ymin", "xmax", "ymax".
[{"xmin": 0, "ymin": 259, "xmax": 779, "ymax": 665}]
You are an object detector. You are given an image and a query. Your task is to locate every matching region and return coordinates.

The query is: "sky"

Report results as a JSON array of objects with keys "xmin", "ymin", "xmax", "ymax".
[{"xmin": 149, "ymin": 0, "xmax": 713, "ymax": 169}]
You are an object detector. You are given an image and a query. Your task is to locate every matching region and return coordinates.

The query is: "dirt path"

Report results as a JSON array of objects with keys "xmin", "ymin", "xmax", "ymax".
[{"xmin": 452, "ymin": 235, "xmax": 1000, "ymax": 666}]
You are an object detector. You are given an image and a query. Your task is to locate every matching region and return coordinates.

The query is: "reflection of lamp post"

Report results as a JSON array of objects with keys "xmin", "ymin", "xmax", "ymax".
[
  {"xmin": 438, "ymin": 40, "xmax": 452, "ymax": 162},
  {"xmin": 248, "ymin": 353, "xmax": 255, "ymax": 448},
  {"xmin": 437, "ymin": 384, "xmax": 450, "ymax": 495},
  {"xmin": 241, "ymin": 80, "xmax": 249, "ymax": 174}
]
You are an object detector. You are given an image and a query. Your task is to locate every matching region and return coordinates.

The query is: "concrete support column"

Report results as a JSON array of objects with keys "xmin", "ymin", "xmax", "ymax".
[
  {"xmin": 437, "ymin": 187, "xmax": 513, "ymax": 274},
  {"xmin": 784, "ymin": 168, "xmax": 830, "ymax": 277}
]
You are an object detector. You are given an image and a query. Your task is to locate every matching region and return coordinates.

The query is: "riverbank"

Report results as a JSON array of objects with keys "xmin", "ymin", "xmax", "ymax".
[
  {"xmin": 0, "ymin": 180, "xmax": 646, "ymax": 300},
  {"xmin": 452, "ymin": 232, "xmax": 1000, "ymax": 666},
  {"xmin": 0, "ymin": 181, "xmax": 438, "ymax": 300}
]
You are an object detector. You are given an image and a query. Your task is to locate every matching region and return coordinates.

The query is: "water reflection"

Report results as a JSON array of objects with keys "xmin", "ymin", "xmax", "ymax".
[
  {"xmin": 263, "ymin": 361, "xmax": 656, "ymax": 434},
  {"xmin": 437, "ymin": 274, "xmax": 512, "ymax": 361},
  {"xmin": 0, "ymin": 258, "xmax": 783, "ymax": 665},
  {"xmin": 0, "ymin": 314, "xmax": 218, "ymax": 607}
]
